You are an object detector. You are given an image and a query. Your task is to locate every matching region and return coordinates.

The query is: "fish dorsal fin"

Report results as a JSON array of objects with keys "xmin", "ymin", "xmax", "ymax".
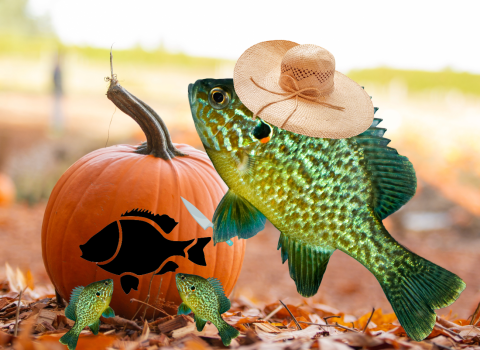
[
  {"xmin": 212, "ymin": 190, "xmax": 266, "ymax": 245},
  {"xmin": 207, "ymin": 277, "xmax": 231, "ymax": 314},
  {"xmin": 277, "ymin": 233, "xmax": 335, "ymax": 297},
  {"xmin": 65, "ymin": 286, "xmax": 84, "ymax": 321},
  {"xmin": 354, "ymin": 116, "xmax": 417, "ymax": 220}
]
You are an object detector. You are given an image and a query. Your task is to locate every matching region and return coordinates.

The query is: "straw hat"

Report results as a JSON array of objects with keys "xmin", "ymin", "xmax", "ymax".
[{"xmin": 233, "ymin": 40, "xmax": 374, "ymax": 139}]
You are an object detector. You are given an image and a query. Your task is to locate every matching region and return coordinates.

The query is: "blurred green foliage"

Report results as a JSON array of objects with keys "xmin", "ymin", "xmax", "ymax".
[
  {"xmin": 348, "ymin": 67, "xmax": 480, "ymax": 96},
  {"xmin": 0, "ymin": 0, "xmax": 51, "ymax": 36}
]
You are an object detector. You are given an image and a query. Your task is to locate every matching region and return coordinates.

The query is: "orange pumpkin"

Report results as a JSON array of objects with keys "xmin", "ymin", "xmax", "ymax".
[
  {"xmin": 0, "ymin": 173, "xmax": 15, "ymax": 207},
  {"xmin": 41, "ymin": 73, "xmax": 246, "ymax": 318}
]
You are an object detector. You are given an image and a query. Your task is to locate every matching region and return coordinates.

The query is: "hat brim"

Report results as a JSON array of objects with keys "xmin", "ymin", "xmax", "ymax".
[{"xmin": 234, "ymin": 40, "xmax": 374, "ymax": 139}]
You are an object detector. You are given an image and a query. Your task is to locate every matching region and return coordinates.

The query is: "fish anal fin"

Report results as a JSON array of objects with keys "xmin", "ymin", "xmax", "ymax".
[
  {"xmin": 212, "ymin": 190, "xmax": 266, "ymax": 245},
  {"xmin": 65, "ymin": 286, "xmax": 84, "ymax": 321},
  {"xmin": 355, "ymin": 119, "xmax": 417, "ymax": 219},
  {"xmin": 277, "ymin": 233, "xmax": 335, "ymax": 297},
  {"xmin": 207, "ymin": 277, "xmax": 231, "ymax": 314}
]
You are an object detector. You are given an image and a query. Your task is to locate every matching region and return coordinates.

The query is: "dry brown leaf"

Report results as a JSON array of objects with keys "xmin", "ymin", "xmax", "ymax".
[
  {"xmin": 318, "ymin": 337, "xmax": 354, "ymax": 350},
  {"xmin": 254, "ymin": 323, "xmax": 282, "ymax": 333},
  {"xmin": 256, "ymin": 325, "xmax": 321, "ymax": 342}
]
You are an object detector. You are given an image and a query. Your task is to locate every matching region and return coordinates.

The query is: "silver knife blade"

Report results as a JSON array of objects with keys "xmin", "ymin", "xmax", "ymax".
[{"xmin": 181, "ymin": 196, "xmax": 233, "ymax": 246}]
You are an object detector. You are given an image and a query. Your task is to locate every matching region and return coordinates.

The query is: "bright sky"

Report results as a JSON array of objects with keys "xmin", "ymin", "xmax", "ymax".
[{"xmin": 29, "ymin": 0, "xmax": 480, "ymax": 74}]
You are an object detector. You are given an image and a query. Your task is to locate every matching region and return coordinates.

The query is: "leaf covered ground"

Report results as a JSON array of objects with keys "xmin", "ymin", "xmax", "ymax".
[{"xmin": 1, "ymin": 277, "xmax": 480, "ymax": 350}]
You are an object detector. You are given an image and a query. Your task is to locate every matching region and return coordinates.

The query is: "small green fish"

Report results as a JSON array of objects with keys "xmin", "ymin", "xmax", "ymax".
[
  {"xmin": 175, "ymin": 273, "xmax": 239, "ymax": 346},
  {"xmin": 60, "ymin": 279, "xmax": 115, "ymax": 350},
  {"xmin": 188, "ymin": 79, "xmax": 466, "ymax": 341}
]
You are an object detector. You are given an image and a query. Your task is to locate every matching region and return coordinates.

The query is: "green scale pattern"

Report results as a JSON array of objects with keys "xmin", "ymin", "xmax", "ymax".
[{"xmin": 188, "ymin": 79, "xmax": 466, "ymax": 341}]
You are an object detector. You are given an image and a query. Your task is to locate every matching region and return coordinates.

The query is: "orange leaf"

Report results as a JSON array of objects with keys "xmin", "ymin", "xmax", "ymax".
[
  {"xmin": 453, "ymin": 319, "xmax": 470, "ymax": 326},
  {"xmin": 38, "ymin": 334, "xmax": 118, "ymax": 350},
  {"xmin": 236, "ymin": 316, "xmax": 261, "ymax": 324}
]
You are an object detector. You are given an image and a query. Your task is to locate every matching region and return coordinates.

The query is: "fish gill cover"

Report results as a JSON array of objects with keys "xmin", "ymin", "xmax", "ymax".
[{"xmin": 79, "ymin": 209, "xmax": 211, "ymax": 294}]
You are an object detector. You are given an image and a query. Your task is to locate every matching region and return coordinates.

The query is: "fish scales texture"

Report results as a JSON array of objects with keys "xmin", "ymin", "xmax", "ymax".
[
  {"xmin": 188, "ymin": 79, "xmax": 466, "ymax": 341},
  {"xmin": 176, "ymin": 273, "xmax": 239, "ymax": 346},
  {"xmin": 60, "ymin": 279, "xmax": 114, "ymax": 350}
]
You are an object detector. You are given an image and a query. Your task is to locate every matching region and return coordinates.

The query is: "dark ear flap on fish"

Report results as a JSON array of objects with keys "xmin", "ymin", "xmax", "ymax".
[
  {"xmin": 212, "ymin": 190, "xmax": 266, "ymax": 245},
  {"xmin": 177, "ymin": 302, "xmax": 191, "ymax": 315},
  {"xmin": 354, "ymin": 116, "xmax": 417, "ymax": 220},
  {"xmin": 187, "ymin": 237, "xmax": 211, "ymax": 266},
  {"xmin": 120, "ymin": 275, "xmax": 139, "ymax": 294},
  {"xmin": 156, "ymin": 261, "xmax": 179, "ymax": 275},
  {"xmin": 207, "ymin": 277, "xmax": 231, "ymax": 314},
  {"xmin": 278, "ymin": 233, "xmax": 335, "ymax": 297},
  {"xmin": 65, "ymin": 286, "xmax": 84, "ymax": 321}
]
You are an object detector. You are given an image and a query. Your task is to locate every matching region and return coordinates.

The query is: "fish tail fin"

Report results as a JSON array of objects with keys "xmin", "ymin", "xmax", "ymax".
[
  {"xmin": 217, "ymin": 319, "xmax": 240, "ymax": 346},
  {"xmin": 59, "ymin": 327, "xmax": 81, "ymax": 350},
  {"xmin": 379, "ymin": 249, "xmax": 465, "ymax": 341}
]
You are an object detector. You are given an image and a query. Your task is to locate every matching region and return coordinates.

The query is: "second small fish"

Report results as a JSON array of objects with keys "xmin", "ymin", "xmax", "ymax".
[{"xmin": 176, "ymin": 273, "xmax": 239, "ymax": 346}]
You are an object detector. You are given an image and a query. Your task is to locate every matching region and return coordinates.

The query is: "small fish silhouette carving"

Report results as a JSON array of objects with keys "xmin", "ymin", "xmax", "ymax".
[{"xmin": 80, "ymin": 209, "xmax": 211, "ymax": 294}]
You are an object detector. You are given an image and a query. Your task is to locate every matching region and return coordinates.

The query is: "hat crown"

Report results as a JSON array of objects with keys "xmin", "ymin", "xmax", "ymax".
[{"xmin": 280, "ymin": 44, "xmax": 335, "ymax": 94}]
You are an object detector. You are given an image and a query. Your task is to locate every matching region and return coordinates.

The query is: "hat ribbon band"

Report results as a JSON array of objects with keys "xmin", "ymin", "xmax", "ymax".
[{"xmin": 250, "ymin": 76, "xmax": 345, "ymax": 124}]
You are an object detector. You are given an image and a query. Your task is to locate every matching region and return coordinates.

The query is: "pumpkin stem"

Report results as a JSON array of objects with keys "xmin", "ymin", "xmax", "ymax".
[{"xmin": 105, "ymin": 50, "xmax": 187, "ymax": 160}]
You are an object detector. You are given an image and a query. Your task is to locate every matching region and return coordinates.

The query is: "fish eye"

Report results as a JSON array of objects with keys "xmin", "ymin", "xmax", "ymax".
[
  {"xmin": 96, "ymin": 292, "xmax": 100, "ymax": 297},
  {"xmin": 104, "ymin": 281, "xmax": 108, "ymax": 285},
  {"xmin": 181, "ymin": 276, "xmax": 185, "ymax": 280},
  {"xmin": 191, "ymin": 286, "xmax": 196, "ymax": 291},
  {"xmin": 209, "ymin": 87, "xmax": 230, "ymax": 109},
  {"xmin": 252, "ymin": 119, "xmax": 273, "ymax": 143}
]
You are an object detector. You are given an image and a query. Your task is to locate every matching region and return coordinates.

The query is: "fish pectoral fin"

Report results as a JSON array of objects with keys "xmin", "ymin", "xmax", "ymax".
[
  {"xmin": 278, "ymin": 233, "xmax": 335, "ymax": 298},
  {"xmin": 65, "ymin": 286, "xmax": 84, "ymax": 321},
  {"xmin": 194, "ymin": 314, "xmax": 207, "ymax": 332},
  {"xmin": 89, "ymin": 319, "xmax": 101, "ymax": 335},
  {"xmin": 207, "ymin": 277, "xmax": 231, "ymax": 314},
  {"xmin": 212, "ymin": 190, "xmax": 266, "ymax": 245},
  {"xmin": 102, "ymin": 306, "xmax": 115, "ymax": 318},
  {"xmin": 177, "ymin": 302, "xmax": 192, "ymax": 315}
]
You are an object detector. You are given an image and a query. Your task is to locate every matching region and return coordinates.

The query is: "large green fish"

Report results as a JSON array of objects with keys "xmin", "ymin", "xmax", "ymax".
[
  {"xmin": 60, "ymin": 279, "xmax": 115, "ymax": 350},
  {"xmin": 176, "ymin": 273, "xmax": 239, "ymax": 346},
  {"xmin": 188, "ymin": 79, "xmax": 466, "ymax": 341}
]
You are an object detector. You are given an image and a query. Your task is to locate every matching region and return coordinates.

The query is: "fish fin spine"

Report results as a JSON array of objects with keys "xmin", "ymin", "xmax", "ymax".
[
  {"xmin": 65, "ymin": 286, "xmax": 84, "ymax": 321},
  {"xmin": 380, "ymin": 250, "xmax": 465, "ymax": 341},
  {"xmin": 217, "ymin": 318, "xmax": 240, "ymax": 346},
  {"xmin": 207, "ymin": 277, "xmax": 231, "ymax": 314}
]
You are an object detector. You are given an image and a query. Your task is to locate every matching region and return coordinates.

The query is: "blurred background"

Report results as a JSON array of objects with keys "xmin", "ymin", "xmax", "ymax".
[{"xmin": 0, "ymin": 0, "xmax": 479, "ymax": 320}]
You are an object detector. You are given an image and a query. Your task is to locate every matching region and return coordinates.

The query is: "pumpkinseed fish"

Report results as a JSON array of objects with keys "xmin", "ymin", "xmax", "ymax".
[
  {"xmin": 176, "ymin": 273, "xmax": 239, "ymax": 346},
  {"xmin": 60, "ymin": 279, "xmax": 115, "ymax": 350},
  {"xmin": 188, "ymin": 79, "xmax": 466, "ymax": 341}
]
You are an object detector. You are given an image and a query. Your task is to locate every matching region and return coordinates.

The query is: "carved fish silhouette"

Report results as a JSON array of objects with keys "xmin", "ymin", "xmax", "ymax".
[{"xmin": 79, "ymin": 209, "xmax": 211, "ymax": 294}]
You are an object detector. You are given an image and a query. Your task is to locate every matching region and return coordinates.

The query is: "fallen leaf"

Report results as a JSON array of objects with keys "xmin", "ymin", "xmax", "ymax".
[{"xmin": 38, "ymin": 333, "xmax": 118, "ymax": 350}]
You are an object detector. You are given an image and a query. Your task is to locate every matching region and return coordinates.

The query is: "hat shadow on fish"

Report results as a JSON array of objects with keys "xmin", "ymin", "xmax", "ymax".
[{"xmin": 79, "ymin": 208, "xmax": 211, "ymax": 294}]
